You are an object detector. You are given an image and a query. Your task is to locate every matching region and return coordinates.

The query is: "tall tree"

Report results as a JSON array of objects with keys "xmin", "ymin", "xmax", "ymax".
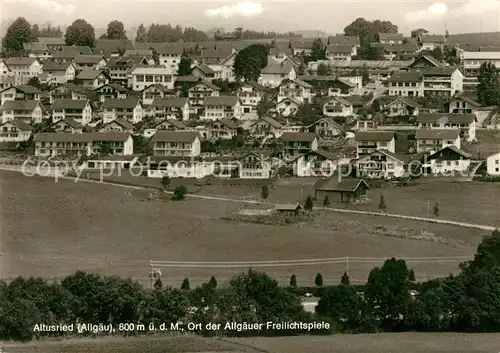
[
  {"xmin": 315, "ymin": 273, "xmax": 324, "ymax": 287},
  {"xmin": 317, "ymin": 63, "xmax": 331, "ymax": 76},
  {"xmin": 477, "ymin": 62, "xmax": 500, "ymax": 106},
  {"xmin": 177, "ymin": 54, "xmax": 192, "ymax": 76},
  {"xmin": 234, "ymin": 44, "xmax": 269, "ymax": 82},
  {"xmin": 65, "ymin": 19, "xmax": 96, "ymax": 47},
  {"xmin": 105, "ymin": 20, "xmax": 127, "ymax": 40},
  {"xmin": 365, "ymin": 258, "xmax": 413, "ymax": 331},
  {"xmin": 2, "ymin": 17, "xmax": 36, "ymax": 56},
  {"xmin": 31, "ymin": 24, "xmax": 40, "ymax": 38},
  {"xmin": 344, "ymin": 18, "xmax": 398, "ymax": 59},
  {"xmin": 135, "ymin": 23, "xmax": 148, "ymax": 43},
  {"xmin": 362, "ymin": 64, "xmax": 370, "ymax": 86},
  {"xmin": 310, "ymin": 38, "xmax": 326, "ymax": 61},
  {"xmin": 40, "ymin": 25, "xmax": 63, "ymax": 38}
]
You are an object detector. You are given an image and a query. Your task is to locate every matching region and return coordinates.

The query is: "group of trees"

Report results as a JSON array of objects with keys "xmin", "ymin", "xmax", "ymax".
[
  {"xmin": 229, "ymin": 27, "xmax": 299, "ymax": 40},
  {"xmin": 343, "ymin": 18, "xmax": 398, "ymax": 59},
  {"xmin": 135, "ymin": 23, "xmax": 208, "ymax": 43},
  {"xmin": 477, "ymin": 62, "xmax": 500, "ymax": 107},
  {"xmin": 2, "ymin": 230, "xmax": 500, "ymax": 341}
]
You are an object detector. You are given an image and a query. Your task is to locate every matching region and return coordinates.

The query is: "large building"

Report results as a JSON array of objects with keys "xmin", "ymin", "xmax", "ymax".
[{"xmin": 460, "ymin": 49, "xmax": 500, "ymax": 92}]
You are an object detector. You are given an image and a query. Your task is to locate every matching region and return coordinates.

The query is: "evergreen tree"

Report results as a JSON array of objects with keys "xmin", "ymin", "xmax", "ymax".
[
  {"xmin": 433, "ymin": 202, "xmax": 439, "ymax": 217},
  {"xmin": 135, "ymin": 23, "xmax": 148, "ymax": 43},
  {"xmin": 208, "ymin": 276, "xmax": 217, "ymax": 289},
  {"xmin": 323, "ymin": 195, "xmax": 330, "ymax": 207},
  {"xmin": 261, "ymin": 185, "xmax": 269, "ymax": 200},
  {"xmin": 154, "ymin": 278, "xmax": 163, "ymax": 289},
  {"xmin": 290, "ymin": 274, "xmax": 297, "ymax": 287},
  {"xmin": 181, "ymin": 277, "xmax": 190, "ymax": 290},
  {"xmin": 315, "ymin": 273, "xmax": 324, "ymax": 287},
  {"xmin": 477, "ymin": 62, "xmax": 500, "ymax": 106},
  {"xmin": 177, "ymin": 54, "xmax": 192, "ymax": 76},
  {"xmin": 341, "ymin": 272, "xmax": 350, "ymax": 285},
  {"xmin": 379, "ymin": 194, "xmax": 386, "ymax": 212},
  {"xmin": 310, "ymin": 38, "xmax": 326, "ymax": 61},
  {"xmin": 304, "ymin": 196, "xmax": 314, "ymax": 211}
]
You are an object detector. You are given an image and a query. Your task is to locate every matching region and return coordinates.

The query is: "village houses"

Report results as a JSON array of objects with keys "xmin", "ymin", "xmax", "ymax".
[
  {"xmin": 486, "ymin": 152, "xmax": 500, "ymax": 176},
  {"xmin": 355, "ymin": 131, "xmax": 396, "ymax": 158},
  {"xmin": 102, "ymin": 98, "xmax": 143, "ymax": 124},
  {"xmin": 151, "ymin": 131, "xmax": 201, "ymax": 157},
  {"xmin": 202, "ymin": 119, "xmax": 238, "ymax": 140},
  {"xmin": 51, "ymin": 99, "xmax": 93, "ymax": 126},
  {"xmin": 150, "ymin": 97, "xmax": 190, "ymax": 121},
  {"xmin": 131, "ymin": 66, "xmax": 174, "ymax": 91},
  {"xmin": 274, "ymin": 97, "xmax": 301, "ymax": 117},
  {"xmin": 415, "ymin": 129, "xmax": 461, "ymax": 154},
  {"xmin": 188, "ymin": 80, "xmax": 220, "ymax": 114},
  {"xmin": 357, "ymin": 149, "xmax": 408, "ymax": 179},
  {"xmin": 248, "ymin": 117, "xmax": 284, "ymax": 139},
  {"xmin": 277, "ymin": 79, "xmax": 312, "ymax": 104},
  {"xmin": 1, "ymin": 85, "xmax": 41, "ymax": 105},
  {"xmin": 259, "ymin": 61, "xmax": 297, "ymax": 88},
  {"xmin": 0, "ymin": 100, "xmax": 44, "ymax": 124},
  {"xmin": 5, "ymin": 57, "xmax": 42, "ymax": 86},
  {"xmin": 33, "ymin": 132, "xmax": 134, "ymax": 157},
  {"xmin": 416, "ymin": 113, "xmax": 476, "ymax": 141},
  {"xmin": 41, "ymin": 62, "xmax": 76, "ymax": 85},
  {"xmin": 94, "ymin": 83, "xmax": 128, "ymax": 102},
  {"xmin": 423, "ymin": 146, "xmax": 471, "ymax": 175},
  {"xmin": 280, "ymin": 132, "xmax": 319, "ymax": 160},
  {"xmin": 141, "ymin": 84, "xmax": 176, "ymax": 106},
  {"xmin": 293, "ymin": 150, "xmax": 337, "ymax": 177},
  {"xmin": 76, "ymin": 70, "xmax": 110, "ymax": 89},
  {"xmin": 236, "ymin": 83, "xmax": 267, "ymax": 118},
  {"xmin": 309, "ymin": 117, "xmax": 343, "ymax": 139},
  {"xmin": 322, "ymin": 97, "xmax": 354, "ymax": 117},
  {"xmin": 0, "ymin": 119, "xmax": 33, "ymax": 142},
  {"xmin": 51, "ymin": 118, "xmax": 83, "ymax": 133},
  {"xmin": 99, "ymin": 119, "xmax": 135, "ymax": 134},
  {"xmin": 73, "ymin": 55, "xmax": 108, "ymax": 71},
  {"xmin": 202, "ymin": 96, "xmax": 242, "ymax": 121},
  {"xmin": 49, "ymin": 84, "xmax": 88, "ymax": 104}
]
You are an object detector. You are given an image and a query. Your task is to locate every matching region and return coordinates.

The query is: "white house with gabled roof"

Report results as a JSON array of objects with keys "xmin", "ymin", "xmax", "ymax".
[
  {"xmin": 259, "ymin": 60, "xmax": 297, "ymax": 88},
  {"xmin": 416, "ymin": 113, "xmax": 476, "ymax": 142},
  {"xmin": 0, "ymin": 100, "xmax": 44, "ymax": 124},
  {"xmin": 5, "ymin": 57, "xmax": 42, "ymax": 85},
  {"xmin": 102, "ymin": 97, "xmax": 143, "ymax": 124},
  {"xmin": 0, "ymin": 119, "xmax": 33, "ymax": 142},
  {"xmin": 51, "ymin": 99, "xmax": 92, "ymax": 125},
  {"xmin": 277, "ymin": 79, "xmax": 312, "ymax": 104},
  {"xmin": 202, "ymin": 96, "xmax": 242, "ymax": 121},
  {"xmin": 131, "ymin": 66, "xmax": 174, "ymax": 91}
]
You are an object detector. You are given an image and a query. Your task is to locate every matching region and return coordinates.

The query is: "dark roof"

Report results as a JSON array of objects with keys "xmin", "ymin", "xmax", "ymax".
[
  {"xmin": 51, "ymin": 99, "xmax": 90, "ymax": 110},
  {"xmin": 446, "ymin": 32, "xmax": 500, "ymax": 47},
  {"xmin": 378, "ymin": 33, "xmax": 404, "ymax": 41},
  {"xmin": 250, "ymin": 116, "xmax": 283, "ymax": 129},
  {"xmin": 420, "ymin": 34, "xmax": 445, "ymax": 43},
  {"xmin": 53, "ymin": 118, "xmax": 82, "ymax": 129},
  {"xmin": 378, "ymin": 96, "xmax": 421, "ymax": 108},
  {"xmin": 359, "ymin": 149, "xmax": 410, "ymax": 163},
  {"xmin": 409, "ymin": 55, "xmax": 442, "ymax": 68},
  {"xmin": 448, "ymin": 95, "xmax": 481, "ymax": 107},
  {"xmin": 74, "ymin": 55, "xmax": 106, "ymax": 64},
  {"xmin": 190, "ymin": 80, "xmax": 220, "ymax": 91},
  {"xmin": 174, "ymin": 75, "xmax": 200, "ymax": 83},
  {"xmin": 54, "ymin": 46, "xmax": 92, "ymax": 57},
  {"xmin": 5, "ymin": 57, "xmax": 38, "ymax": 66},
  {"xmin": 427, "ymin": 145, "xmax": 471, "ymax": 159},
  {"xmin": 326, "ymin": 44, "xmax": 353, "ymax": 54},
  {"xmin": 0, "ymin": 100, "xmax": 40, "ymax": 110},
  {"xmin": 151, "ymin": 97, "xmax": 188, "ymax": 108},
  {"xmin": 416, "ymin": 113, "xmax": 475, "ymax": 124},
  {"xmin": 151, "ymin": 131, "xmax": 200, "ymax": 142},
  {"xmin": 281, "ymin": 132, "xmax": 317, "ymax": 142},
  {"xmin": 316, "ymin": 178, "xmax": 370, "ymax": 192},
  {"xmin": 102, "ymin": 98, "xmax": 140, "ymax": 109},
  {"xmin": 355, "ymin": 131, "xmax": 394, "ymax": 142},
  {"xmin": 209, "ymin": 118, "xmax": 238, "ymax": 130},
  {"xmin": 154, "ymin": 119, "xmax": 187, "ymax": 130},
  {"xmin": 42, "ymin": 61, "xmax": 73, "ymax": 71},
  {"xmin": 34, "ymin": 132, "xmax": 92, "ymax": 142},
  {"xmin": 124, "ymin": 49, "xmax": 154, "ymax": 56},
  {"xmin": 96, "ymin": 83, "xmax": 128, "ymax": 93},
  {"xmin": 193, "ymin": 65, "xmax": 215, "ymax": 74},
  {"xmin": 261, "ymin": 62, "xmax": 294, "ymax": 75},
  {"xmin": 415, "ymin": 129, "xmax": 460, "ymax": 140},
  {"xmin": 14, "ymin": 85, "xmax": 41, "ymax": 94},
  {"xmin": 90, "ymin": 132, "xmax": 132, "ymax": 141},
  {"xmin": 104, "ymin": 118, "xmax": 135, "ymax": 130},
  {"xmin": 141, "ymin": 83, "xmax": 174, "ymax": 94},
  {"xmin": 94, "ymin": 39, "xmax": 135, "ymax": 54},
  {"xmin": 328, "ymin": 35, "xmax": 360, "ymax": 46},
  {"xmin": 1, "ymin": 119, "xmax": 33, "ymax": 130},
  {"xmin": 37, "ymin": 37, "xmax": 65, "ymax": 45},
  {"xmin": 388, "ymin": 72, "xmax": 422, "ymax": 83},
  {"xmin": 77, "ymin": 70, "xmax": 107, "ymax": 80},
  {"xmin": 201, "ymin": 50, "xmax": 232, "ymax": 59},
  {"xmin": 423, "ymin": 67, "xmax": 460, "ymax": 76},
  {"xmin": 204, "ymin": 96, "xmax": 239, "ymax": 106},
  {"xmin": 150, "ymin": 43, "xmax": 184, "ymax": 55},
  {"xmin": 326, "ymin": 96, "xmax": 353, "ymax": 106}
]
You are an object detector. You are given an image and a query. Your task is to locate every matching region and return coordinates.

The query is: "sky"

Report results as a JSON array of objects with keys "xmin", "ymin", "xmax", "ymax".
[{"xmin": 1, "ymin": 0, "xmax": 499, "ymax": 36}]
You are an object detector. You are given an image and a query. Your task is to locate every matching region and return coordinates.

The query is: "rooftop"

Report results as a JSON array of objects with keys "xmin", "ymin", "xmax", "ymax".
[{"xmin": 151, "ymin": 130, "xmax": 200, "ymax": 142}]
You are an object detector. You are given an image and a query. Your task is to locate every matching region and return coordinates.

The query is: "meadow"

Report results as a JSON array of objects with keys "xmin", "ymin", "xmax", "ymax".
[{"xmin": 0, "ymin": 170, "xmax": 488, "ymax": 287}]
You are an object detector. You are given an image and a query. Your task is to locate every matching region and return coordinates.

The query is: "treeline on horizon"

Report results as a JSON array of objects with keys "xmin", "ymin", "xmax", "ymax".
[{"xmin": 1, "ymin": 230, "xmax": 500, "ymax": 342}]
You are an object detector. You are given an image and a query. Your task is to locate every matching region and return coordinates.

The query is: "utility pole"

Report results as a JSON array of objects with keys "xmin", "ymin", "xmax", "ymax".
[{"xmin": 345, "ymin": 256, "xmax": 349, "ymax": 278}]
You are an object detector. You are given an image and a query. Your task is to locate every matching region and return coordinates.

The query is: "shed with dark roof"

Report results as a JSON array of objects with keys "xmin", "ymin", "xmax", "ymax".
[{"xmin": 314, "ymin": 178, "xmax": 369, "ymax": 203}]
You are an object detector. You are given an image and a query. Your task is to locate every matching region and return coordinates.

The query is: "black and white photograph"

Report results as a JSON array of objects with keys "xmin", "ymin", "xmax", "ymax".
[{"xmin": 0, "ymin": 0, "xmax": 500, "ymax": 351}]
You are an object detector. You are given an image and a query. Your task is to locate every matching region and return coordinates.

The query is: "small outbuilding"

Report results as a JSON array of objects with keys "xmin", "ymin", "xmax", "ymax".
[
  {"xmin": 274, "ymin": 203, "xmax": 302, "ymax": 215},
  {"xmin": 314, "ymin": 178, "xmax": 370, "ymax": 203}
]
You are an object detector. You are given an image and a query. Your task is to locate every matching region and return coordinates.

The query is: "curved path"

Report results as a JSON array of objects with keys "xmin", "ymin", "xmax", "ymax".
[{"xmin": 1, "ymin": 166, "xmax": 497, "ymax": 233}]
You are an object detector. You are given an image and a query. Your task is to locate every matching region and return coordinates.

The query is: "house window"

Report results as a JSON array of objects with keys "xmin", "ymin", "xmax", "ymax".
[
  {"xmin": 496, "ymin": 168, "xmax": 499, "ymax": 172},
  {"xmin": 496, "ymin": 160, "xmax": 499, "ymax": 165}
]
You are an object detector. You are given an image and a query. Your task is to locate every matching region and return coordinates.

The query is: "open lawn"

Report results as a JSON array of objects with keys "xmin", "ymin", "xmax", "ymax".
[
  {"xmin": 200, "ymin": 178, "xmax": 500, "ymax": 227},
  {"xmin": 0, "ymin": 170, "xmax": 489, "ymax": 288},
  {"xmin": 464, "ymin": 129, "xmax": 500, "ymax": 159},
  {"xmin": 232, "ymin": 332, "xmax": 500, "ymax": 353},
  {"xmin": 5, "ymin": 333, "xmax": 500, "ymax": 353},
  {"xmin": 4, "ymin": 335, "xmax": 246, "ymax": 353}
]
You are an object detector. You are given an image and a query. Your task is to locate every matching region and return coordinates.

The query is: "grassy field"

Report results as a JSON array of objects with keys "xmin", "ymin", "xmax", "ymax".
[
  {"xmin": 5, "ymin": 333, "xmax": 500, "ymax": 353},
  {"xmin": 4, "ymin": 335, "xmax": 246, "ymax": 353},
  {"xmin": 0, "ymin": 170, "xmax": 489, "ymax": 287},
  {"xmin": 464, "ymin": 129, "xmax": 500, "ymax": 159},
  {"xmin": 232, "ymin": 333, "xmax": 500, "ymax": 353}
]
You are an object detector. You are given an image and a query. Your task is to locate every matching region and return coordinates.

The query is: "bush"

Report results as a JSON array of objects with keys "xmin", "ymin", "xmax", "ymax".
[
  {"xmin": 172, "ymin": 185, "xmax": 187, "ymax": 201},
  {"xmin": 181, "ymin": 277, "xmax": 190, "ymax": 290}
]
